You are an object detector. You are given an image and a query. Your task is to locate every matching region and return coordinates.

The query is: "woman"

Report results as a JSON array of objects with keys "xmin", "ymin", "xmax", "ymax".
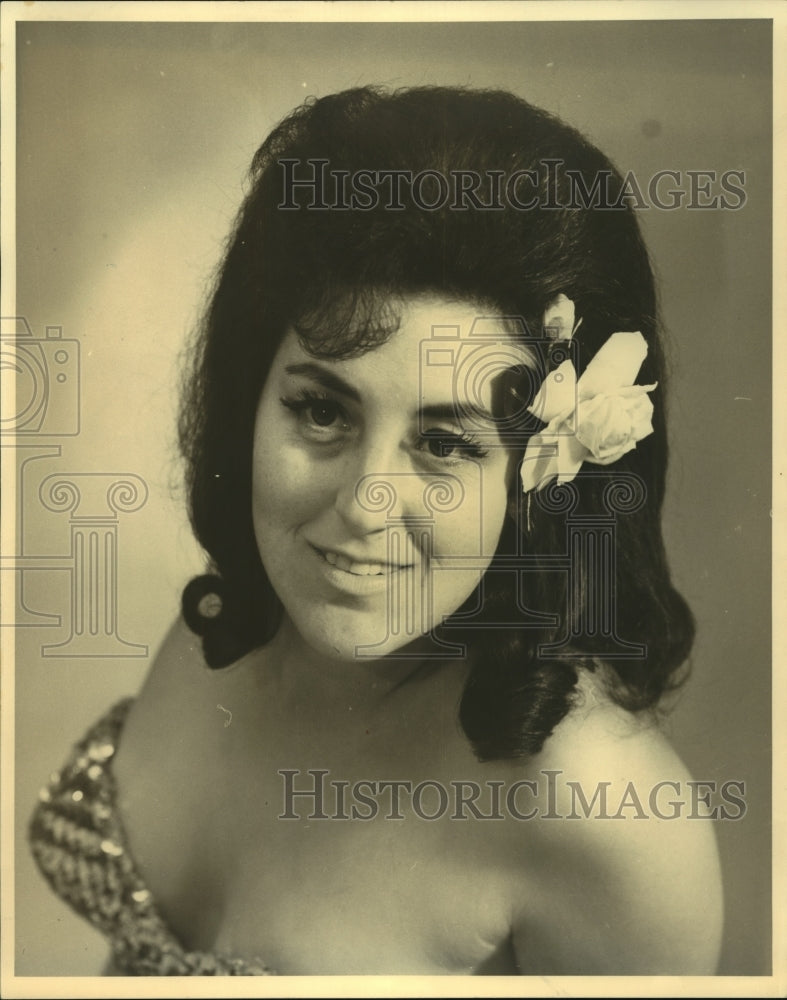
[{"xmin": 30, "ymin": 85, "xmax": 723, "ymax": 976}]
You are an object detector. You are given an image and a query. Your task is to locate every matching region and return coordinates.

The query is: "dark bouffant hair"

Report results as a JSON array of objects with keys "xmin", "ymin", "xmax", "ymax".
[{"xmin": 179, "ymin": 85, "xmax": 693, "ymax": 760}]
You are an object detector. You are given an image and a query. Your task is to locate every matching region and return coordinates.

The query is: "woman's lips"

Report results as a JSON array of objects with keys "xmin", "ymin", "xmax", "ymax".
[
  {"xmin": 322, "ymin": 550, "xmax": 387, "ymax": 576},
  {"xmin": 311, "ymin": 544, "xmax": 414, "ymax": 577}
]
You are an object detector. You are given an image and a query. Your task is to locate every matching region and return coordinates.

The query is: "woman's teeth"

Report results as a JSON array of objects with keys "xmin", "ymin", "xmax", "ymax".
[{"xmin": 323, "ymin": 550, "xmax": 390, "ymax": 576}]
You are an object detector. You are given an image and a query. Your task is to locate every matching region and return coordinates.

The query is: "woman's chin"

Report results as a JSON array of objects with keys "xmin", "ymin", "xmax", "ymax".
[{"xmin": 290, "ymin": 620, "xmax": 436, "ymax": 665}]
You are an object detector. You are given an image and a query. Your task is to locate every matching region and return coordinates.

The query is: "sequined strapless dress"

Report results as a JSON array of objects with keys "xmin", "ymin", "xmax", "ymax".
[{"xmin": 28, "ymin": 699, "xmax": 275, "ymax": 976}]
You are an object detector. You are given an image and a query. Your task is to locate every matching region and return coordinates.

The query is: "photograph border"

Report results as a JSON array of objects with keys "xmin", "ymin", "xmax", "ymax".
[{"xmin": 1, "ymin": 2, "xmax": 783, "ymax": 997}]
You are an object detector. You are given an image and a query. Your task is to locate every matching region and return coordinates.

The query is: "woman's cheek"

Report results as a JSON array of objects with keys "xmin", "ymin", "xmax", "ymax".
[
  {"xmin": 481, "ymin": 475, "xmax": 513, "ymax": 555},
  {"xmin": 446, "ymin": 460, "xmax": 510, "ymax": 558},
  {"xmin": 255, "ymin": 443, "xmax": 323, "ymax": 523}
]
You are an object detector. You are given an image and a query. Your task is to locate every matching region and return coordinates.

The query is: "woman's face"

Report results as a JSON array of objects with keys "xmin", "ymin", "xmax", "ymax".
[{"xmin": 252, "ymin": 295, "xmax": 533, "ymax": 662}]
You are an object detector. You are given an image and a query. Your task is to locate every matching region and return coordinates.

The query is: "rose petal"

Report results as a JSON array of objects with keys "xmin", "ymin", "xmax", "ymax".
[
  {"xmin": 578, "ymin": 331, "xmax": 648, "ymax": 396},
  {"xmin": 528, "ymin": 358, "xmax": 577, "ymax": 423},
  {"xmin": 554, "ymin": 430, "xmax": 588, "ymax": 483},
  {"xmin": 575, "ymin": 395, "xmax": 634, "ymax": 457},
  {"xmin": 583, "ymin": 439, "xmax": 638, "ymax": 466},
  {"xmin": 520, "ymin": 432, "xmax": 558, "ymax": 493},
  {"xmin": 615, "ymin": 382, "xmax": 658, "ymax": 398},
  {"xmin": 521, "ymin": 421, "xmax": 587, "ymax": 492}
]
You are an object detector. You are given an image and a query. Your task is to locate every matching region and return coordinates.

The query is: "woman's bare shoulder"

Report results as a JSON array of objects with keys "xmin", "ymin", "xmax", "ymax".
[
  {"xmin": 144, "ymin": 614, "xmax": 210, "ymax": 684},
  {"xmin": 509, "ymin": 671, "xmax": 724, "ymax": 975},
  {"xmin": 116, "ymin": 614, "xmax": 269, "ymax": 772},
  {"xmin": 114, "ymin": 616, "xmax": 215, "ymax": 769}
]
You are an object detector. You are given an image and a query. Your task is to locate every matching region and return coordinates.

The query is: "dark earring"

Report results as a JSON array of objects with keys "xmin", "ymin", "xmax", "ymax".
[{"xmin": 182, "ymin": 573, "xmax": 226, "ymax": 637}]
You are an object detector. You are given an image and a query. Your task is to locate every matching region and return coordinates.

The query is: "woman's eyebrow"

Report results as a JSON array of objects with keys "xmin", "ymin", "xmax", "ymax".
[
  {"xmin": 420, "ymin": 402, "xmax": 497, "ymax": 426},
  {"xmin": 283, "ymin": 363, "xmax": 496, "ymax": 424},
  {"xmin": 283, "ymin": 362, "xmax": 361, "ymax": 403}
]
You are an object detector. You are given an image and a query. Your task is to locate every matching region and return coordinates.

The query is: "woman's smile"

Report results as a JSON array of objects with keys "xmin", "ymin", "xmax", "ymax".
[
  {"xmin": 307, "ymin": 539, "xmax": 416, "ymax": 598},
  {"xmin": 310, "ymin": 542, "xmax": 414, "ymax": 576}
]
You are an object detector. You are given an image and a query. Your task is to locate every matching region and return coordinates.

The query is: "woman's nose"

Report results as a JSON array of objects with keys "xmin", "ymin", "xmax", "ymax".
[
  {"xmin": 333, "ymin": 443, "xmax": 409, "ymax": 535},
  {"xmin": 332, "ymin": 443, "xmax": 465, "ymax": 536}
]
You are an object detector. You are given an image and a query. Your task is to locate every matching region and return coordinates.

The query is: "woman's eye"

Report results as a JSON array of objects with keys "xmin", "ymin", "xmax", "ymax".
[
  {"xmin": 308, "ymin": 401, "xmax": 341, "ymax": 427},
  {"xmin": 420, "ymin": 430, "xmax": 487, "ymax": 462},
  {"xmin": 426, "ymin": 435, "xmax": 458, "ymax": 457},
  {"xmin": 280, "ymin": 393, "xmax": 350, "ymax": 439}
]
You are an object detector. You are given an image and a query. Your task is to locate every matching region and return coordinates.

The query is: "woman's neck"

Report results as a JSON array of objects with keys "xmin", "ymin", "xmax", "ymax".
[{"xmin": 257, "ymin": 615, "xmax": 459, "ymax": 720}]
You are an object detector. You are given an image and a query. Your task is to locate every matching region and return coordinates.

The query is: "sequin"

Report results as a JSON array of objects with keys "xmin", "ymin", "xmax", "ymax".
[
  {"xmin": 72, "ymin": 790, "xmax": 84, "ymax": 802},
  {"xmin": 38, "ymin": 788, "xmax": 51, "ymax": 803},
  {"xmin": 87, "ymin": 764, "xmax": 103, "ymax": 781},
  {"xmin": 88, "ymin": 742, "xmax": 116, "ymax": 762},
  {"xmin": 131, "ymin": 889, "xmax": 151, "ymax": 904},
  {"xmin": 100, "ymin": 838, "xmax": 124, "ymax": 857}
]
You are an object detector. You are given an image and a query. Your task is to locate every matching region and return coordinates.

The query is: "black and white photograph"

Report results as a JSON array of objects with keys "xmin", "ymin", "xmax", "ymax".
[{"xmin": 1, "ymin": 2, "xmax": 781, "ymax": 995}]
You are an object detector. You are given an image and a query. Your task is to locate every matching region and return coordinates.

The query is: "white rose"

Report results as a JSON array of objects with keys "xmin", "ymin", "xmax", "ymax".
[
  {"xmin": 520, "ymin": 327, "xmax": 658, "ymax": 494},
  {"xmin": 575, "ymin": 385, "xmax": 656, "ymax": 465}
]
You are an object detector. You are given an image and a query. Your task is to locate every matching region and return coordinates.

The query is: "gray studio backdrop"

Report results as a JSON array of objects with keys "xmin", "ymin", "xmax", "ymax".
[{"xmin": 12, "ymin": 18, "xmax": 771, "ymax": 976}]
